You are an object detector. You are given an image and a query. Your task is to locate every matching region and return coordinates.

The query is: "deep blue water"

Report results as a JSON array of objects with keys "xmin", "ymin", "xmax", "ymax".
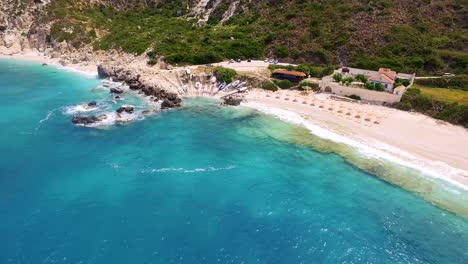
[{"xmin": 1, "ymin": 59, "xmax": 468, "ymax": 264}]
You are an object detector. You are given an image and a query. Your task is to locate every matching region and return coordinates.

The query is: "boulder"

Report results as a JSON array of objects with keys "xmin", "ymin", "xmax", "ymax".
[
  {"xmin": 72, "ymin": 115, "xmax": 106, "ymax": 125},
  {"xmin": 110, "ymin": 87, "xmax": 124, "ymax": 94},
  {"xmin": 142, "ymin": 110, "xmax": 152, "ymax": 115},
  {"xmin": 222, "ymin": 96, "xmax": 243, "ymax": 106},
  {"xmin": 116, "ymin": 105, "xmax": 134, "ymax": 114},
  {"xmin": 97, "ymin": 65, "xmax": 112, "ymax": 79},
  {"xmin": 87, "ymin": 101, "xmax": 97, "ymax": 107}
]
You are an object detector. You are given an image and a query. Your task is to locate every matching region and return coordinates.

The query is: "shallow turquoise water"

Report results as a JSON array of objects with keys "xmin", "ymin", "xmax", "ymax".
[{"xmin": 1, "ymin": 59, "xmax": 468, "ymax": 264}]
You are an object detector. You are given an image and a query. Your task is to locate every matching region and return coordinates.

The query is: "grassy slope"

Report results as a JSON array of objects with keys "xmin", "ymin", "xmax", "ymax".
[
  {"xmin": 415, "ymin": 85, "xmax": 468, "ymax": 105},
  {"xmin": 44, "ymin": 0, "xmax": 468, "ymax": 74}
]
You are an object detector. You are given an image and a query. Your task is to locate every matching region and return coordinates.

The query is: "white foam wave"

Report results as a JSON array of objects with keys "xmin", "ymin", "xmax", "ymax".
[
  {"xmin": 53, "ymin": 64, "xmax": 98, "ymax": 79},
  {"xmin": 77, "ymin": 111, "xmax": 143, "ymax": 128},
  {"xmin": 141, "ymin": 165, "xmax": 237, "ymax": 174},
  {"xmin": 243, "ymin": 102, "xmax": 468, "ymax": 191},
  {"xmin": 64, "ymin": 104, "xmax": 99, "ymax": 114}
]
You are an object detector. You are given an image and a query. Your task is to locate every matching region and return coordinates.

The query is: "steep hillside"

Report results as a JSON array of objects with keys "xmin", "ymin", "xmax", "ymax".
[{"xmin": 1, "ymin": 0, "xmax": 467, "ymax": 74}]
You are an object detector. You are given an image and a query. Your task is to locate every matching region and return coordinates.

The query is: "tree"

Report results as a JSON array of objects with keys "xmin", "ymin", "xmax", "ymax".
[
  {"xmin": 355, "ymin": 74, "xmax": 368, "ymax": 83},
  {"xmin": 375, "ymin": 83, "xmax": 385, "ymax": 91}
]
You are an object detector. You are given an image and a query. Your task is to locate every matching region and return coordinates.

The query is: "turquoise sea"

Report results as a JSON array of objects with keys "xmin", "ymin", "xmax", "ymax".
[{"xmin": 1, "ymin": 59, "xmax": 467, "ymax": 264}]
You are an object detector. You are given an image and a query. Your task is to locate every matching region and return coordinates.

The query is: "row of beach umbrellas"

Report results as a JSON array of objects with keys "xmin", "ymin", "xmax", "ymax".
[{"xmin": 255, "ymin": 90, "xmax": 386, "ymax": 125}]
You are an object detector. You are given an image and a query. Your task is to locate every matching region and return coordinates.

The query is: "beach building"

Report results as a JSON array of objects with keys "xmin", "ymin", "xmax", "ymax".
[
  {"xmin": 320, "ymin": 67, "xmax": 415, "ymax": 104},
  {"xmin": 272, "ymin": 69, "xmax": 306, "ymax": 82},
  {"xmin": 367, "ymin": 68, "xmax": 397, "ymax": 92}
]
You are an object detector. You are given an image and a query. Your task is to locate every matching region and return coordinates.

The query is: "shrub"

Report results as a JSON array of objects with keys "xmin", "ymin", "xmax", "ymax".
[
  {"xmin": 365, "ymin": 82, "xmax": 385, "ymax": 91},
  {"xmin": 276, "ymin": 46, "xmax": 288, "ymax": 58},
  {"xmin": 355, "ymin": 74, "xmax": 368, "ymax": 83},
  {"xmin": 261, "ymin": 81, "xmax": 278, "ymax": 91},
  {"xmin": 332, "ymin": 73, "xmax": 343, "ymax": 82},
  {"xmin": 394, "ymin": 78, "xmax": 411, "ymax": 87},
  {"xmin": 341, "ymin": 77, "xmax": 353, "ymax": 86},
  {"xmin": 415, "ymin": 76, "xmax": 468, "ymax": 91},
  {"xmin": 214, "ymin": 67, "xmax": 237, "ymax": 83},
  {"xmin": 348, "ymin": 95, "xmax": 361, "ymax": 100},
  {"xmin": 147, "ymin": 58, "xmax": 158, "ymax": 66},
  {"xmin": 275, "ymin": 79, "xmax": 293, "ymax": 89},
  {"xmin": 300, "ymin": 81, "xmax": 320, "ymax": 91}
]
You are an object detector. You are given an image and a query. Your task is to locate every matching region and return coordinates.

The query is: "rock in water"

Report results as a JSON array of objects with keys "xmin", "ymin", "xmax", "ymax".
[
  {"xmin": 87, "ymin": 101, "xmax": 97, "ymax": 107},
  {"xmin": 72, "ymin": 115, "xmax": 106, "ymax": 125},
  {"xmin": 116, "ymin": 105, "xmax": 134, "ymax": 114},
  {"xmin": 97, "ymin": 65, "xmax": 112, "ymax": 79},
  {"xmin": 110, "ymin": 87, "xmax": 124, "ymax": 94}
]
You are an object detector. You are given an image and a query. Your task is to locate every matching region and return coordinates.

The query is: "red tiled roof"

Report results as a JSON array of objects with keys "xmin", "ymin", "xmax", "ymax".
[
  {"xmin": 368, "ymin": 73, "xmax": 395, "ymax": 84},
  {"xmin": 378, "ymin": 68, "xmax": 397, "ymax": 80},
  {"xmin": 273, "ymin": 69, "xmax": 306, "ymax": 77}
]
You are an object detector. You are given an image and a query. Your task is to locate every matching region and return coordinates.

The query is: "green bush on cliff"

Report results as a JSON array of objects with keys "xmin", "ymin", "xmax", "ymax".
[
  {"xmin": 261, "ymin": 81, "xmax": 278, "ymax": 91},
  {"xmin": 214, "ymin": 67, "xmax": 237, "ymax": 83}
]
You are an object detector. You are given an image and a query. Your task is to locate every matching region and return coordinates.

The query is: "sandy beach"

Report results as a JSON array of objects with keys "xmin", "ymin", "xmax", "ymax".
[
  {"xmin": 244, "ymin": 89, "xmax": 468, "ymax": 189},
  {"xmin": 0, "ymin": 51, "xmax": 98, "ymax": 76}
]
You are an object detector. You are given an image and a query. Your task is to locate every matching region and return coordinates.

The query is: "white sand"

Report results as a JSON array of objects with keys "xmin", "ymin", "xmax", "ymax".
[
  {"xmin": 245, "ymin": 89, "xmax": 468, "ymax": 189},
  {"xmin": 0, "ymin": 51, "xmax": 98, "ymax": 76}
]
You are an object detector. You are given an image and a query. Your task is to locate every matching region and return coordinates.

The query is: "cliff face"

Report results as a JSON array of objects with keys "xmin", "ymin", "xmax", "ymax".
[{"xmin": 0, "ymin": 0, "xmax": 52, "ymax": 54}]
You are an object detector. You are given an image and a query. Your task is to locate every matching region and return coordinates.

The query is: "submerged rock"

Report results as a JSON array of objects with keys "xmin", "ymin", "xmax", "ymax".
[{"xmin": 72, "ymin": 115, "xmax": 106, "ymax": 125}]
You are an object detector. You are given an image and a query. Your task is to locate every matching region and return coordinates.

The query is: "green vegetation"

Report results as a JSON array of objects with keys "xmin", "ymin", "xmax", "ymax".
[
  {"xmin": 395, "ymin": 88, "xmax": 468, "ymax": 127},
  {"xmin": 347, "ymin": 95, "xmax": 362, "ymax": 100},
  {"xmin": 332, "ymin": 73, "xmax": 343, "ymax": 83},
  {"xmin": 394, "ymin": 78, "xmax": 411, "ymax": 88},
  {"xmin": 299, "ymin": 81, "xmax": 320, "ymax": 91},
  {"xmin": 214, "ymin": 67, "xmax": 237, "ymax": 83},
  {"xmin": 414, "ymin": 85, "xmax": 468, "ymax": 105},
  {"xmin": 43, "ymin": 0, "xmax": 468, "ymax": 73},
  {"xmin": 354, "ymin": 74, "xmax": 368, "ymax": 83},
  {"xmin": 334, "ymin": 73, "xmax": 388, "ymax": 91},
  {"xmin": 415, "ymin": 76, "xmax": 468, "ymax": 91},
  {"xmin": 364, "ymin": 82, "xmax": 386, "ymax": 92},
  {"xmin": 261, "ymin": 81, "xmax": 278, "ymax": 92},
  {"xmin": 273, "ymin": 79, "xmax": 293, "ymax": 89}
]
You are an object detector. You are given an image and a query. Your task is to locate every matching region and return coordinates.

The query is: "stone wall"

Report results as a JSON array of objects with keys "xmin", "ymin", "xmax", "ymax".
[{"xmin": 320, "ymin": 77, "xmax": 403, "ymax": 104}]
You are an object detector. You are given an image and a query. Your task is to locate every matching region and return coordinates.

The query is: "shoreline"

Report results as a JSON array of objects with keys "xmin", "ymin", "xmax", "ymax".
[
  {"xmin": 2, "ymin": 50, "xmax": 468, "ymax": 192},
  {"xmin": 243, "ymin": 90, "xmax": 468, "ymax": 191},
  {"xmin": 0, "ymin": 51, "xmax": 98, "ymax": 77}
]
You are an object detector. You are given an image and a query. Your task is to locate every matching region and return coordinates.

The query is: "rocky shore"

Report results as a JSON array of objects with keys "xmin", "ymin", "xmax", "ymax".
[{"xmin": 97, "ymin": 65, "xmax": 182, "ymax": 109}]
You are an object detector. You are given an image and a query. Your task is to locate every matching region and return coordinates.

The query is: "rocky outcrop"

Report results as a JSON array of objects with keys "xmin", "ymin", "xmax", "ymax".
[
  {"xmin": 0, "ymin": 0, "xmax": 51, "ymax": 54},
  {"xmin": 116, "ymin": 105, "xmax": 134, "ymax": 114},
  {"xmin": 97, "ymin": 65, "xmax": 112, "ymax": 79},
  {"xmin": 110, "ymin": 87, "xmax": 124, "ymax": 94},
  {"xmin": 222, "ymin": 95, "xmax": 243, "ymax": 106},
  {"xmin": 99, "ymin": 65, "xmax": 182, "ymax": 109},
  {"xmin": 72, "ymin": 114, "xmax": 106, "ymax": 125},
  {"xmin": 84, "ymin": 101, "xmax": 97, "ymax": 109}
]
